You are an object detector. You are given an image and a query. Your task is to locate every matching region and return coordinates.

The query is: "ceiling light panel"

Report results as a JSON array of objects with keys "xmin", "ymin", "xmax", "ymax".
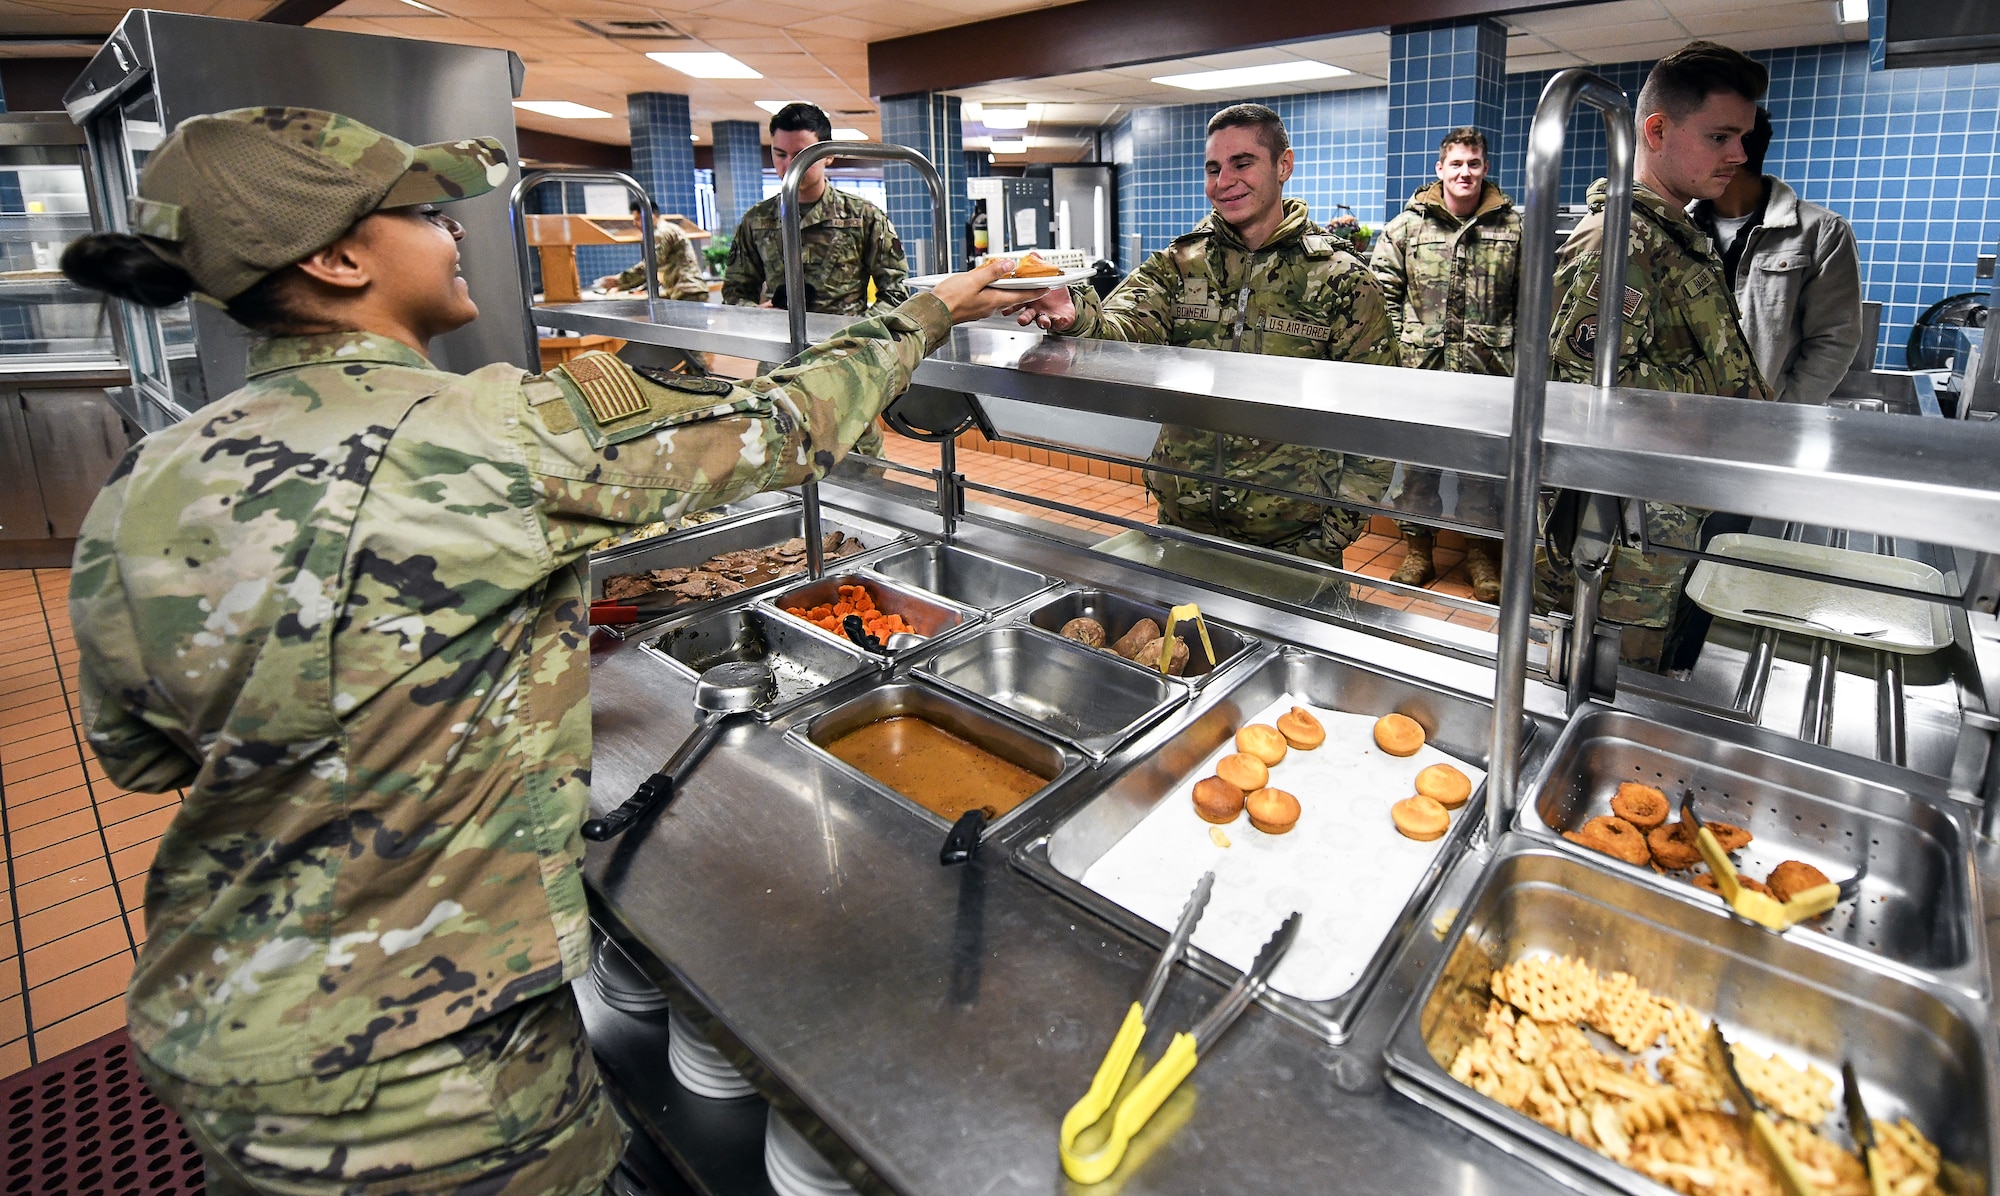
[
  {"xmin": 980, "ymin": 104, "xmax": 1030, "ymax": 129},
  {"xmin": 1151, "ymin": 60, "xmax": 1351, "ymax": 91},
  {"xmin": 513, "ymin": 100, "xmax": 614, "ymax": 119},
  {"xmin": 831, "ymin": 129, "xmax": 869, "ymax": 140},
  {"xmin": 648, "ymin": 52, "xmax": 762, "ymax": 79},
  {"xmin": 990, "ymin": 138, "xmax": 1027, "ymax": 154},
  {"xmin": 1837, "ymin": 0, "xmax": 1868, "ymax": 22}
]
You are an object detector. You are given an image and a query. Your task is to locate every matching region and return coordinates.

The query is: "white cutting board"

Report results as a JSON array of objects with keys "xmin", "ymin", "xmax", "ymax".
[{"xmin": 1080, "ymin": 694, "xmax": 1482, "ymax": 1002}]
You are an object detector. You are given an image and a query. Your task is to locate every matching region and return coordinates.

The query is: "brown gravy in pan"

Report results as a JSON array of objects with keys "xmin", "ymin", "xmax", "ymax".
[{"xmin": 826, "ymin": 716, "xmax": 1046, "ymax": 820}]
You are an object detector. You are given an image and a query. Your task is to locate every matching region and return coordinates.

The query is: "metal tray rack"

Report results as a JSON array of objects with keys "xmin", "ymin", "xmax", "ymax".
[
  {"xmin": 1518, "ymin": 703, "xmax": 1984, "ymax": 996},
  {"xmin": 1384, "ymin": 838, "xmax": 1995, "ymax": 1196},
  {"xmin": 1012, "ymin": 643, "xmax": 1531, "ymax": 1044}
]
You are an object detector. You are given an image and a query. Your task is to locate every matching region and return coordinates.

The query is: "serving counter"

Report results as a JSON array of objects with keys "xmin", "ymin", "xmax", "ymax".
[
  {"xmin": 568, "ymin": 73, "xmax": 2000, "ymax": 1195},
  {"xmin": 583, "ymin": 476, "xmax": 2000, "ymax": 1196}
]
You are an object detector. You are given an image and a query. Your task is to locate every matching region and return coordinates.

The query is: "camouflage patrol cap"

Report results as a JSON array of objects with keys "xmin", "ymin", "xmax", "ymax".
[{"xmin": 127, "ymin": 106, "xmax": 510, "ymax": 301}]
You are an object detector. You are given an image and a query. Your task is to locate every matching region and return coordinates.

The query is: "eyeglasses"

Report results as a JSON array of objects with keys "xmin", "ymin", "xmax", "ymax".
[{"xmin": 415, "ymin": 207, "xmax": 463, "ymax": 236}]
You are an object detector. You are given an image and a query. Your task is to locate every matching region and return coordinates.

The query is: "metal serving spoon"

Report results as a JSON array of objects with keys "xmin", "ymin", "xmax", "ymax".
[
  {"xmin": 581, "ymin": 660, "xmax": 777, "ymax": 840},
  {"xmin": 1739, "ymin": 608, "xmax": 1889, "ymax": 639}
]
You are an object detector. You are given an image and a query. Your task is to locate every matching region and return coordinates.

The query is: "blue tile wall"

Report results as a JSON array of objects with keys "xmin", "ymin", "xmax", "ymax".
[
  {"xmin": 1494, "ymin": 44, "xmax": 2000, "ymax": 367},
  {"xmin": 881, "ymin": 93, "xmax": 970, "ymax": 273},
  {"xmin": 1491, "ymin": 60, "xmax": 1651, "ymax": 209},
  {"xmin": 1114, "ymin": 89, "xmax": 1386, "ymax": 272},
  {"xmin": 964, "ymin": 150, "xmax": 991, "ymax": 179},
  {"xmin": 1386, "ymin": 20, "xmax": 1506, "ymax": 220},
  {"xmin": 626, "ymin": 92, "xmax": 696, "ymax": 228},
  {"xmin": 711, "ymin": 119, "xmax": 763, "ymax": 235}
]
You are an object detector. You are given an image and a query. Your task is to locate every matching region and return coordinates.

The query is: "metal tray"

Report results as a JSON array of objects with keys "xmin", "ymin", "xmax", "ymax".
[
  {"xmin": 1685, "ymin": 532, "xmax": 1952, "ymax": 654},
  {"xmin": 916, "ymin": 624, "xmax": 1188, "ymax": 761},
  {"xmin": 865, "ymin": 543, "xmax": 1059, "ymax": 614},
  {"xmin": 639, "ymin": 604, "xmax": 878, "ymax": 723},
  {"xmin": 1384, "ymin": 838, "xmax": 1994, "ymax": 1196},
  {"xmin": 1013, "ymin": 644, "xmax": 1528, "ymax": 1044},
  {"xmin": 759, "ymin": 573, "xmax": 983, "ymax": 668},
  {"xmin": 787, "ymin": 681, "xmax": 1086, "ymax": 843},
  {"xmin": 589, "ymin": 504, "xmax": 906, "ymax": 610},
  {"xmin": 1017, "ymin": 587, "xmax": 1258, "ymax": 688},
  {"xmin": 1520, "ymin": 704, "xmax": 1981, "ymax": 994}
]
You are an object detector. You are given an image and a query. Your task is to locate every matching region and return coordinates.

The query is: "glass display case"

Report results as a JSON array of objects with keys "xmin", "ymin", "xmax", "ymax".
[{"xmin": 0, "ymin": 113, "xmax": 116, "ymax": 366}]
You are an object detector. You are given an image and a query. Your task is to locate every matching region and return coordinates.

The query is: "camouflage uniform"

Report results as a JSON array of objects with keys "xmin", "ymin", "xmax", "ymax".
[
  {"xmin": 1539, "ymin": 179, "xmax": 1773, "ymax": 668},
  {"xmin": 71, "ymin": 291, "xmax": 955, "ymax": 1192},
  {"xmin": 722, "ymin": 187, "xmax": 909, "ymax": 317},
  {"xmin": 1060, "ymin": 198, "xmax": 1398, "ymax": 563},
  {"xmin": 608, "ymin": 221, "xmax": 711, "ymax": 300},
  {"xmin": 1371, "ymin": 179, "xmax": 1519, "ymax": 540}
]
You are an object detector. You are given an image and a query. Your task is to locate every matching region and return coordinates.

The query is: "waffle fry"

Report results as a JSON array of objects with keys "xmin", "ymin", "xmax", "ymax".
[
  {"xmin": 1729, "ymin": 1044, "xmax": 1836, "ymax": 1124},
  {"xmin": 1491, "ymin": 954, "xmax": 1600, "ymax": 1024},
  {"xmin": 1589, "ymin": 970, "xmax": 1671, "ymax": 1052},
  {"xmin": 1453, "ymin": 955, "xmax": 1953, "ymax": 1196}
]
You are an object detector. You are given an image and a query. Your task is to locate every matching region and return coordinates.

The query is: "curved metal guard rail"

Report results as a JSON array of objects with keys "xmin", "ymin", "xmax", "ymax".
[
  {"xmin": 1489, "ymin": 68, "xmax": 1636, "ymax": 842},
  {"xmin": 508, "ymin": 169, "xmax": 660, "ymax": 365},
  {"xmin": 778, "ymin": 141, "xmax": 953, "ymax": 578}
]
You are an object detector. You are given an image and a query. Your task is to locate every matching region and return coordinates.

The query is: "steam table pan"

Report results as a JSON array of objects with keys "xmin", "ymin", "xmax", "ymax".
[
  {"xmin": 787, "ymin": 680, "xmax": 1086, "ymax": 845},
  {"xmin": 758, "ymin": 572, "xmax": 984, "ymax": 669},
  {"xmin": 1384, "ymin": 837, "xmax": 1993, "ymax": 1196},
  {"xmin": 916, "ymin": 624, "xmax": 1188, "ymax": 761},
  {"xmin": 1013, "ymin": 644, "xmax": 1531, "ymax": 1044},
  {"xmin": 865, "ymin": 543, "xmax": 1059, "ymax": 614},
  {"xmin": 1017, "ymin": 587, "xmax": 1259, "ymax": 688},
  {"xmin": 1519, "ymin": 703, "xmax": 1982, "ymax": 996},
  {"xmin": 641, "ymin": 603, "xmax": 877, "ymax": 722}
]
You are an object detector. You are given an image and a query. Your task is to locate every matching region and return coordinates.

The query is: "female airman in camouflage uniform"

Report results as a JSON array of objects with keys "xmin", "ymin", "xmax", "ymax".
[{"xmin": 59, "ymin": 106, "xmax": 1018, "ymax": 1196}]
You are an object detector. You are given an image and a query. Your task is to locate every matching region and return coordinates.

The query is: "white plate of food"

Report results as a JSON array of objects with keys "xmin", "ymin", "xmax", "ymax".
[{"xmin": 908, "ymin": 263, "xmax": 1094, "ymax": 292}]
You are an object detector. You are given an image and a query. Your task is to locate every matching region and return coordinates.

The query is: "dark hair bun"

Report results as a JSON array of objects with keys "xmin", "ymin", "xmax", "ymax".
[{"xmin": 60, "ymin": 233, "xmax": 195, "ymax": 308}]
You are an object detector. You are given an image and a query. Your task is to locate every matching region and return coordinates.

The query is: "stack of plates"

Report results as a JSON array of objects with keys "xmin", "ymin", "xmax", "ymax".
[
  {"xmin": 589, "ymin": 940, "xmax": 673, "ymax": 1015},
  {"xmin": 666, "ymin": 1004, "xmax": 756, "ymax": 1100},
  {"xmin": 764, "ymin": 1106, "xmax": 858, "ymax": 1196}
]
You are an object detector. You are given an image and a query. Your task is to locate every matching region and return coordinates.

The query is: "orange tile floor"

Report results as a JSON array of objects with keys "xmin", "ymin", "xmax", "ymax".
[
  {"xmin": 0, "ymin": 455, "xmax": 1491, "ymax": 1085},
  {"xmin": 0, "ymin": 568, "xmax": 179, "ymax": 1080}
]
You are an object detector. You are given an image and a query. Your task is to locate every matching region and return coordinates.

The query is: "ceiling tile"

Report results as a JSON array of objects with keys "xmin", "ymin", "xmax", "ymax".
[{"xmin": 1509, "ymin": 0, "xmax": 1671, "ymax": 33}]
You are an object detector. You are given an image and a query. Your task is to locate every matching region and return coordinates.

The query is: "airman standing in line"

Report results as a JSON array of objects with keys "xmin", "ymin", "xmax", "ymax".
[
  {"xmin": 1371, "ymin": 126, "xmax": 1520, "ymax": 602},
  {"xmin": 593, "ymin": 201, "xmax": 711, "ymax": 301},
  {"xmin": 1018, "ymin": 103, "xmax": 1397, "ymax": 566},
  {"xmin": 1542, "ymin": 42, "xmax": 1775, "ymax": 670}
]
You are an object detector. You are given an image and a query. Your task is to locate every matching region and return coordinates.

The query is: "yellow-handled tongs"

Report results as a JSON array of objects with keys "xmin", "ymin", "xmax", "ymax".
[
  {"xmin": 1158, "ymin": 603, "xmax": 1218, "ymax": 676},
  {"xmin": 1843, "ymin": 1062, "xmax": 1893, "ymax": 1196},
  {"xmin": 1714, "ymin": 1024, "xmax": 1821, "ymax": 1196},
  {"xmin": 1681, "ymin": 791, "xmax": 1864, "ymax": 931},
  {"xmin": 1059, "ymin": 874, "xmax": 1300, "ymax": 1183}
]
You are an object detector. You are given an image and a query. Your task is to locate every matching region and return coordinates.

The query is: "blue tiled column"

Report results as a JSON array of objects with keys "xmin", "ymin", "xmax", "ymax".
[
  {"xmin": 880, "ymin": 92, "xmax": 969, "ymax": 273},
  {"xmin": 627, "ymin": 92, "xmax": 696, "ymax": 223},
  {"xmin": 964, "ymin": 150, "xmax": 990, "ymax": 179},
  {"xmin": 711, "ymin": 119, "xmax": 763, "ymax": 234},
  {"xmin": 1384, "ymin": 19, "xmax": 1506, "ymax": 220}
]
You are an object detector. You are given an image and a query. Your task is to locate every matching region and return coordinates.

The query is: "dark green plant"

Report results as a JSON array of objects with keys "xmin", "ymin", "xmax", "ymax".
[{"xmin": 702, "ymin": 232, "xmax": 731, "ymax": 275}]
